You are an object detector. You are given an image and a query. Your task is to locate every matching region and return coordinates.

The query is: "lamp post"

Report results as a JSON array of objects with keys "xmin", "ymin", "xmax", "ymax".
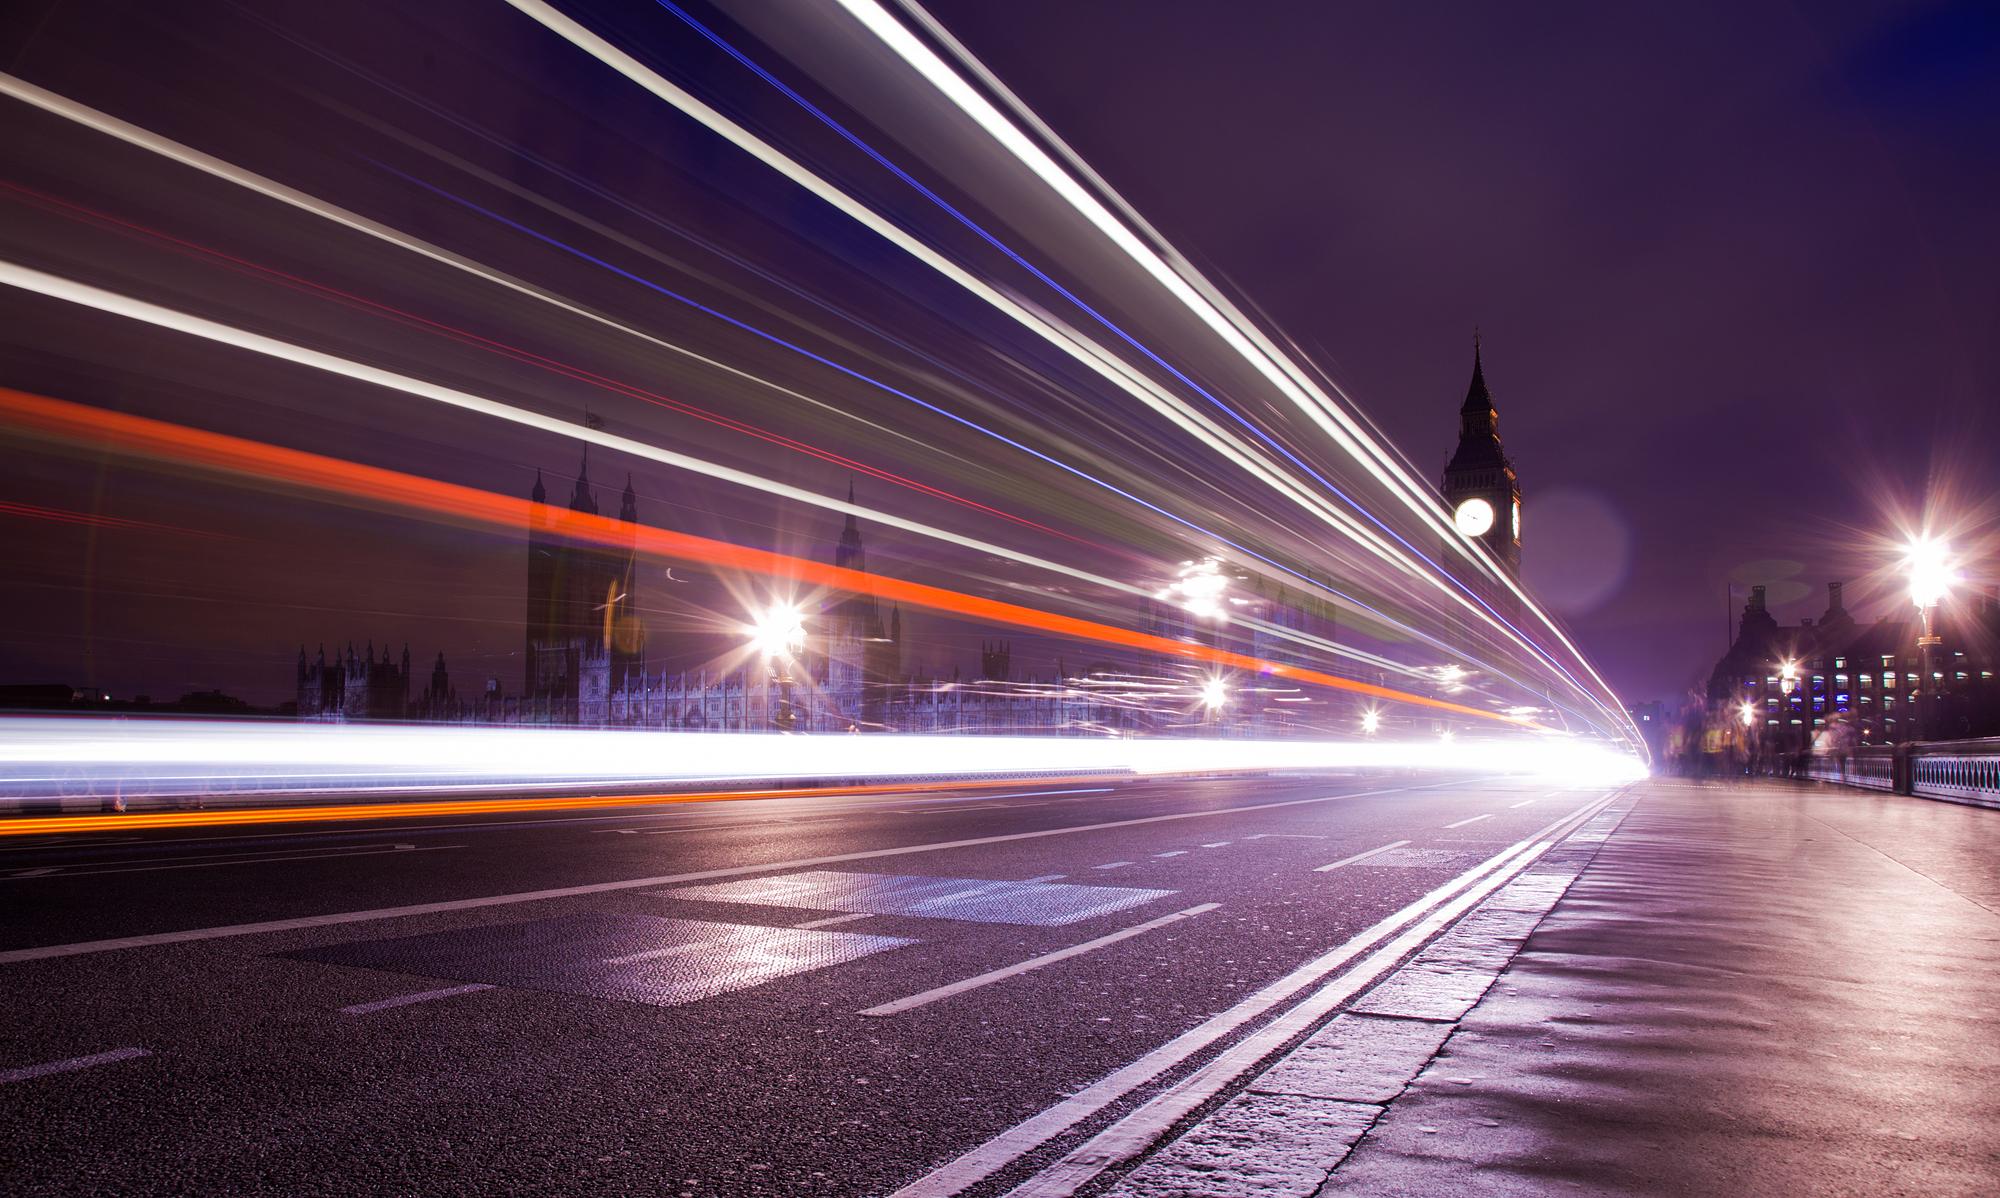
[
  {"xmin": 1906, "ymin": 536, "xmax": 1954, "ymax": 742},
  {"xmin": 748, "ymin": 601, "xmax": 806, "ymax": 732}
]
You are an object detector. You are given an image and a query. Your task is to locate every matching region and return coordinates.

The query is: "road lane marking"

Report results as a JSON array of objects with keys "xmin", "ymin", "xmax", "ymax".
[
  {"xmin": 0, "ymin": 1047, "xmax": 149, "ymax": 1084},
  {"xmin": 0, "ymin": 780, "xmax": 1462, "ymax": 964},
  {"xmin": 860, "ymin": 904, "xmax": 1220, "ymax": 1017},
  {"xmin": 1243, "ymin": 834, "xmax": 1327, "ymax": 840},
  {"xmin": 1152, "ymin": 851, "xmax": 1187, "ymax": 859},
  {"xmin": 1000, "ymin": 794, "xmax": 1622, "ymax": 1198},
  {"xmin": 1093, "ymin": 861, "xmax": 1133, "ymax": 870},
  {"xmin": 7, "ymin": 867, "xmax": 59, "ymax": 878},
  {"xmin": 1509, "ymin": 799, "xmax": 1536, "ymax": 808},
  {"xmin": 885, "ymin": 791, "xmax": 1620, "ymax": 1198},
  {"xmin": 795, "ymin": 913, "xmax": 872, "ymax": 929},
  {"xmin": 1444, "ymin": 814, "xmax": 1493, "ymax": 829},
  {"xmin": 1313, "ymin": 839, "xmax": 1410, "ymax": 872},
  {"xmin": 1200, "ymin": 842, "xmax": 1230, "ymax": 848},
  {"xmin": 340, "ymin": 984, "xmax": 494, "ymax": 1015}
]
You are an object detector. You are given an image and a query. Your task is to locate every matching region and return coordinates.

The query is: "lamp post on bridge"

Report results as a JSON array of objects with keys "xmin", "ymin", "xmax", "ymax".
[{"xmin": 1905, "ymin": 536, "xmax": 1955, "ymax": 743}]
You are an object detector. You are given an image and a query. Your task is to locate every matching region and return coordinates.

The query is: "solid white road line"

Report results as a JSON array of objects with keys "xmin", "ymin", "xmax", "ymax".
[
  {"xmin": 860, "ymin": 904, "xmax": 1221, "ymax": 1018},
  {"xmin": 796, "ymin": 913, "xmax": 872, "ymax": 930},
  {"xmin": 885, "ymin": 792, "xmax": 1616, "ymax": 1198},
  {"xmin": 999, "ymin": 794, "xmax": 1618, "ymax": 1198},
  {"xmin": 1444, "ymin": 814, "xmax": 1493, "ymax": 829},
  {"xmin": 1312, "ymin": 839, "xmax": 1411, "ymax": 873},
  {"xmin": 0, "ymin": 781, "xmax": 1452, "ymax": 965},
  {"xmin": 0, "ymin": 1047, "xmax": 150, "ymax": 1084},
  {"xmin": 340, "ymin": 984, "xmax": 494, "ymax": 1015}
]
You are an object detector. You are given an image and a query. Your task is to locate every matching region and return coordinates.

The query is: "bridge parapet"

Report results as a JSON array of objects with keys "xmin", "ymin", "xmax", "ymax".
[{"xmin": 1809, "ymin": 738, "xmax": 2000, "ymax": 810}]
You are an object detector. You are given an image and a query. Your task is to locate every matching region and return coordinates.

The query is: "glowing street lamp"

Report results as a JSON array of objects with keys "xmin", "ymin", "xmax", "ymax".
[
  {"xmin": 1360, "ymin": 708, "xmax": 1381, "ymax": 736},
  {"xmin": 1778, "ymin": 660, "xmax": 1799, "ymax": 697},
  {"xmin": 748, "ymin": 602, "xmax": 806, "ymax": 659},
  {"xmin": 1200, "ymin": 676, "xmax": 1230, "ymax": 711},
  {"xmin": 1737, "ymin": 701, "xmax": 1757, "ymax": 728},
  {"xmin": 1905, "ymin": 535, "xmax": 1956, "ymax": 740}
]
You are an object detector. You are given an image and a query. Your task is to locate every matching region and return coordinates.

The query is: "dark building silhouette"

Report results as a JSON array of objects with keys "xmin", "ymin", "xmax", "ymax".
[
  {"xmin": 1440, "ymin": 336, "xmax": 1522, "ymax": 579},
  {"xmin": 1708, "ymin": 580, "xmax": 2000, "ymax": 749},
  {"xmin": 524, "ymin": 450, "xmax": 645, "ymax": 721},
  {"xmin": 297, "ymin": 642, "xmax": 411, "ymax": 721}
]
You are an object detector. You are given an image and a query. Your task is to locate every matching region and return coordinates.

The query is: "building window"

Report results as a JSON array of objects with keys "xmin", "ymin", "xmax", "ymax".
[{"xmin": 1860, "ymin": 674, "xmax": 1873, "ymax": 686}]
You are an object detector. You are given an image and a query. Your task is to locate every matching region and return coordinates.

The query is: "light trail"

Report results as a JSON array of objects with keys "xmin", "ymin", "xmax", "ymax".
[
  {"xmin": 0, "ymin": 71, "xmax": 1618, "ymax": 723},
  {"xmin": 0, "ymin": 75, "xmax": 1495, "ymax": 694},
  {"xmin": 0, "ymin": 716, "xmax": 1647, "ymax": 827},
  {"xmin": 0, "ymin": 385, "xmax": 1532, "ymax": 727},
  {"xmin": 0, "ymin": 178, "xmax": 1092, "ymax": 549},
  {"xmin": 503, "ymin": 0, "xmax": 1637, "ymax": 751},
  {"xmin": 845, "ymin": 0, "xmax": 1638, "ymax": 736}
]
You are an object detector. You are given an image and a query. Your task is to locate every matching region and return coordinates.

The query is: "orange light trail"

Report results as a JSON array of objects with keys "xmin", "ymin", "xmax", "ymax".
[
  {"xmin": 0, "ymin": 386, "xmax": 1533, "ymax": 728},
  {"xmin": 0, "ymin": 774, "xmax": 1124, "ymax": 837}
]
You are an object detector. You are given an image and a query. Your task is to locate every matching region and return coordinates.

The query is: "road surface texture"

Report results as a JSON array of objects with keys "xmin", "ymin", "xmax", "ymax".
[
  {"xmin": 1112, "ymin": 776, "xmax": 1999, "ymax": 1198},
  {"xmin": 7, "ymin": 774, "xmax": 1988, "ymax": 1196}
]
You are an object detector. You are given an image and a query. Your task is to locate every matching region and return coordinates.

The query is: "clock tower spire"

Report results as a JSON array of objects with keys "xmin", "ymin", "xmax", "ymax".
[{"xmin": 1440, "ymin": 333, "xmax": 1521, "ymax": 577}]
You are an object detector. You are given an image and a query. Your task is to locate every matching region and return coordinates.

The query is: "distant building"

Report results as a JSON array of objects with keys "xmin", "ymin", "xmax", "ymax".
[
  {"xmin": 1707, "ymin": 580, "xmax": 2000, "ymax": 749},
  {"xmin": 1440, "ymin": 337, "xmax": 1522, "ymax": 580}
]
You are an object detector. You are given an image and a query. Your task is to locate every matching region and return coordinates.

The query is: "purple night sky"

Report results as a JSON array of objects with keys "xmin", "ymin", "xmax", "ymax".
[{"xmin": 1, "ymin": 0, "xmax": 1995, "ymax": 712}]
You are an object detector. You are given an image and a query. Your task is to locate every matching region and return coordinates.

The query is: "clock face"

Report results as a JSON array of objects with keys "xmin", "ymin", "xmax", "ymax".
[{"xmin": 1453, "ymin": 497, "xmax": 1495, "ymax": 537}]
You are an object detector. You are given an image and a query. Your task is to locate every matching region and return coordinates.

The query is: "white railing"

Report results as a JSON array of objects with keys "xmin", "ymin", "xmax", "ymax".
[{"xmin": 1810, "ymin": 738, "xmax": 2000, "ymax": 809}]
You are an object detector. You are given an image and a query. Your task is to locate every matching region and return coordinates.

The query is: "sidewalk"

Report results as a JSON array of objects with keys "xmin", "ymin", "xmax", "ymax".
[{"xmin": 1118, "ymin": 779, "xmax": 2000, "ymax": 1197}]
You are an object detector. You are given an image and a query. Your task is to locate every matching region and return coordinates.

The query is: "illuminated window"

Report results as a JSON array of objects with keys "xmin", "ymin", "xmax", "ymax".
[
  {"xmin": 1835, "ymin": 674, "xmax": 1848, "ymax": 687},
  {"xmin": 1835, "ymin": 657, "xmax": 1846, "ymax": 669},
  {"xmin": 1859, "ymin": 674, "xmax": 1872, "ymax": 686}
]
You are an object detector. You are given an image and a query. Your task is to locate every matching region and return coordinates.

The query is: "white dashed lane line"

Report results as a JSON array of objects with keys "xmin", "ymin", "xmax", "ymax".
[
  {"xmin": 1152, "ymin": 851, "xmax": 1187, "ymax": 859},
  {"xmin": 1200, "ymin": 842, "xmax": 1231, "ymax": 849},
  {"xmin": 1313, "ymin": 840, "xmax": 1411, "ymax": 873},
  {"xmin": 859, "ymin": 904, "xmax": 1221, "ymax": 1017},
  {"xmin": 0, "ymin": 1047, "xmax": 150, "ymax": 1084},
  {"xmin": 1509, "ymin": 799, "xmax": 1536, "ymax": 809},
  {"xmin": 340, "ymin": 984, "xmax": 495, "ymax": 1016},
  {"xmin": 795, "ymin": 913, "xmax": 872, "ymax": 930},
  {"xmin": 1444, "ymin": 814, "xmax": 1493, "ymax": 829},
  {"xmin": 1092, "ymin": 861, "xmax": 1134, "ymax": 871}
]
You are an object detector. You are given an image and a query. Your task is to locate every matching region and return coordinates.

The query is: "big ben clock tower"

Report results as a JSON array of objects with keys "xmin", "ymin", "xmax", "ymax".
[{"xmin": 1440, "ymin": 336, "xmax": 1521, "ymax": 577}]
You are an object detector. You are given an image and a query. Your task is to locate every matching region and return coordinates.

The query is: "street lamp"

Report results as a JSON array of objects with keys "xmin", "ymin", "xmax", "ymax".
[
  {"xmin": 1778, "ymin": 659, "xmax": 1799, "ymax": 696},
  {"xmin": 1738, "ymin": 701, "xmax": 1757, "ymax": 728},
  {"xmin": 1905, "ymin": 536, "xmax": 1956, "ymax": 741},
  {"xmin": 1360, "ymin": 708, "xmax": 1381, "ymax": 735},
  {"xmin": 747, "ymin": 601, "xmax": 806, "ymax": 730},
  {"xmin": 1200, "ymin": 676, "xmax": 1229, "ymax": 711}
]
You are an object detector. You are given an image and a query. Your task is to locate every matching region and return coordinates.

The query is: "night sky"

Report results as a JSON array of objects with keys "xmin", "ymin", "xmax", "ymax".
[
  {"xmin": 1, "ymin": 0, "xmax": 1995, "ymax": 717},
  {"xmin": 922, "ymin": 0, "xmax": 2000, "ymax": 702}
]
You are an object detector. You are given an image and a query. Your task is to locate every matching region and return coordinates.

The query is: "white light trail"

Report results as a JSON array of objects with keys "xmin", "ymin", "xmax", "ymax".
[
  {"xmin": 0, "ymin": 717, "xmax": 1647, "ymax": 811},
  {"xmin": 834, "ymin": 0, "xmax": 1638, "ymax": 744},
  {"xmin": 503, "ymin": 1, "xmax": 1637, "ymax": 751}
]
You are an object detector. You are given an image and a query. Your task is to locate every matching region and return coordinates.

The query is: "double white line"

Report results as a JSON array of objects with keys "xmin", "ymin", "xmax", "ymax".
[{"xmin": 890, "ymin": 790, "xmax": 1621, "ymax": 1198}]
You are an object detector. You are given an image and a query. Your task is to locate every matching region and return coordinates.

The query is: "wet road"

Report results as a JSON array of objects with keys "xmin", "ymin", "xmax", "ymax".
[{"xmin": 0, "ymin": 772, "xmax": 1608, "ymax": 1196}]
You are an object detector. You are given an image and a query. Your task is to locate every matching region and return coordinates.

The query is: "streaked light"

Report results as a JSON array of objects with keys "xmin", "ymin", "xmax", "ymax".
[{"xmin": 0, "ymin": 717, "xmax": 1646, "ymax": 827}]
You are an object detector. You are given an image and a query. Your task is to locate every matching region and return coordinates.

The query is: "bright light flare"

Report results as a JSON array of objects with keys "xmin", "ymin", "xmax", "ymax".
[
  {"xmin": 1360, "ymin": 709, "xmax": 1381, "ymax": 735},
  {"xmin": 1738, "ymin": 702, "xmax": 1757, "ymax": 728},
  {"xmin": 1200, "ymin": 676, "xmax": 1229, "ymax": 710},
  {"xmin": 748, "ymin": 601, "xmax": 807, "ymax": 657},
  {"xmin": 1905, "ymin": 535, "xmax": 1956, "ymax": 610}
]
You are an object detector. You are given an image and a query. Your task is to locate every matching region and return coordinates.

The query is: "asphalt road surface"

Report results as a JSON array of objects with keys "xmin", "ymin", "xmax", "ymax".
[{"xmin": 0, "ymin": 771, "xmax": 1610, "ymax": 1196}]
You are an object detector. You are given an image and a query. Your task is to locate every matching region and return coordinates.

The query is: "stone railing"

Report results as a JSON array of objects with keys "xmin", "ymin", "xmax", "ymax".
[{"xmin": 1809, "ymin": 738, "xmax": 2000, "ymax": 810}]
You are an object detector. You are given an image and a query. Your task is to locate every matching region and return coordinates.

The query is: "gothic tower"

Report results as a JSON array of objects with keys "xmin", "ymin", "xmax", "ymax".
[{"xmin": 1440, "ymin": 336, "xmax": 1521, "ymax": 578}]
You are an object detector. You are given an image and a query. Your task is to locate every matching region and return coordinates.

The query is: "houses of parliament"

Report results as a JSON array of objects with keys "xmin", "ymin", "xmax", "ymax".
[{"xmin": 296, "ymin": 342, "xmax": 1522, "ymax": 733}]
